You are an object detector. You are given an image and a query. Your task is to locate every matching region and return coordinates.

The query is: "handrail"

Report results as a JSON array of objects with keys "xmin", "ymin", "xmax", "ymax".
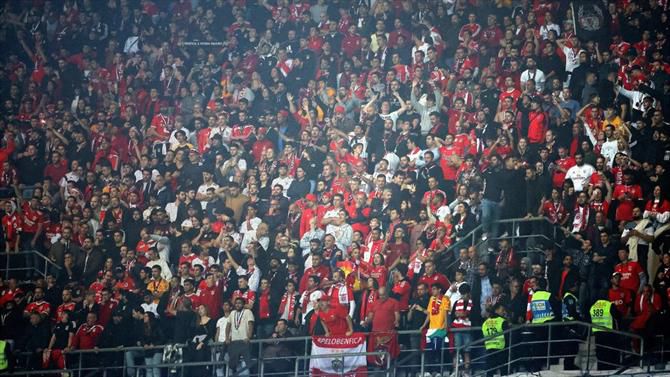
[
  {"xmin": 460, "ymin": 320, "xmax": 643, "ymax": 352},
  {"xmin": 12, "ymin": 321, "xmax": 646, "ymax": 377},
  {"xmin": 0, "ymin": 250, "xmax": 62, "ymax": 269},
  {"xmin": 441, "ymin": 216, "xmax": 560, "ymax": 275},
  {"xmin": 13, "ymin": 327, "xmax": 481, "ymax": 358},
  {"xmin": 1, "ymin": 249, "xmax": 61, "ymax": 280},
  {"xmin": 447, "ymin": 216, "xmax": 557, "ymax": 252},
  {"xmin": 13, "ymin": 348, "xmax": 390, "ymax": 377},
  {"xmin": 454, "ymin": 320, "xmax": 645, "ymax": 376}
]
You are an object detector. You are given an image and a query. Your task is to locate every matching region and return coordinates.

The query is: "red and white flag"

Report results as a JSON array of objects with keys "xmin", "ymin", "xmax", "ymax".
[{"xmin": 310, "ymin": 334, "xmax": 368, "ymax": 377}]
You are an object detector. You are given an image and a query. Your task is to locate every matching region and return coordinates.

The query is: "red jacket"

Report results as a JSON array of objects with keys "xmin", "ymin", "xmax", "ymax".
[
  {"xmin": 299, "ymin": 265, "xmax": 331, "ymax": 292},
  {"xmin": 419, "ymin": 272, "xmax": 451, "ymax": 291},
  {"xmin": 527, "ymin": 111, "xmax": 547, "ymax": 144},
  {"xmin": 198, "ymin": 283, "xmax": 224, "ymax": 319},
  {"xmin": 0, "ymin": 139, "xmax": 15, "ymax": 165},
  {"xmin": 73, "ymin": 323, "xmax": 104, "ymax": 350}
]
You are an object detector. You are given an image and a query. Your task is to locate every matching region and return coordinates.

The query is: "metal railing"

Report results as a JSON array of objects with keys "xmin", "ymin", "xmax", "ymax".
[
  {"xmin": 12, "ymin": 344, "xmax": 389, "ymax": 377},
  {"xmin": 442, "ymin": 216, "xmax": 560, "ymax": 275},
  {"xmin": 447, "ymin": 216, "xmax": 560, "ymax": 252},
  {"xmin": 11, "ymin": 321, "xmax": 647, "ymax": 377},
  {"xmin": 0, "ymin": 249, "xmax": 61, "ymax": 279},
  {"xmin": 453, "ymin": 321, "xmax": 645, "ymax": 377}
]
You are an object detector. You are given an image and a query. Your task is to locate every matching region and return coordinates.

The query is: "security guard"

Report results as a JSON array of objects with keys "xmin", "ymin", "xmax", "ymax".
[
  {"xmin": 590, "ymin": 291, "xmax": 619, "ymax": 370},
  {"xmin": 482, "ymin": 303, "xmax": 509, "ymax": 377},
  {"xmin": 561, "ymin": 281, "xmax": 581, "ymax": 370},
  {"xmin": 527, "ymin": 278, "xmax": 558, "ymax": 371},
  {"xmin": 0, "ymin": 338, "xmax": 11, "ymax": 372}
]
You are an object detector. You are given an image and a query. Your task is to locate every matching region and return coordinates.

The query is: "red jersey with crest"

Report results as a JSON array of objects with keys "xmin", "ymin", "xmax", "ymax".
[
  {"xmin": 25, "ymin": 300, "xmax": 51, "ymax": 317},
  {"xmin": 615, "ymin": 260, "xmax": 643, "ymax": 293},
  {"xmin": 609, "ymin": 286, "xmax": 632, "ymax": 317},
  {"xmin": 21, "ymin": 203, "xmax": 44, "ymax": 234}
]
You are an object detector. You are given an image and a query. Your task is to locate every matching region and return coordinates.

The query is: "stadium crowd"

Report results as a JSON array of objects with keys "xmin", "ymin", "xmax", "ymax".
[{"xmin": 1, "ymin": 0, "xmax": 670, "ymax": 375}]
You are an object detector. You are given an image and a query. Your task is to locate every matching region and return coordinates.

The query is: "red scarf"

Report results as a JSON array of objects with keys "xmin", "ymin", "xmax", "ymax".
[
  {"xmin": 571, "ymin": 205, "xmax": 590, "ymax": 232},
  {"xmin": 278, "ymin": 292, "xmax": 297, "ymax": 321},
  {"xmin": 430, "ymin": 296, "xmax": 443, "ymax": 315}
]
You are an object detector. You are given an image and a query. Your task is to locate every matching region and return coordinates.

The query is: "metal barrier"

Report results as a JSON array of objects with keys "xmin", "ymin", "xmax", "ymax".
[
  {"xmin": 442, "ymin": 216, "xmax": 560, "ymax": 275},
  {"xmin": 12, "ymin": 344, "xmax": 389, "ymax": 377},
  {"xmin": 11, "ymin": 321, "xmax": 648, "ymax": 377},
  {"xmin": 453, "ymin": 321, "xmax": 645, "ymax": 377},
  {"xmin": 447, "ymin": 216, "xmax": 559, "ymax": 252},
  {"xmin": 0, "ymin": 249, "xmax": 61, "ymax": 279}
]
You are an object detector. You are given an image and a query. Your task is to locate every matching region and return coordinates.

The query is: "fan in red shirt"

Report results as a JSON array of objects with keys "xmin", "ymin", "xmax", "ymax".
[
  {"xmin": 23, "ymin": 286, "xmax": 51, "ymax": 319},
  {"xmin": 437, "ymin": 136, "xmax": 461, "ymax": 183},
  {"xmin": 614, "ymin": 248, "xmax": 645, "ymax": 294},
  {"xmin": 97, "ymin": 289, "xmax": 119, "ymax": 327},
  {"xmin": 612, "ymin": 171, "xmax": 643, "ymax": 222},
  {"xmin": 527, "ymin": 99, "xmax": 547, "ymax": 145},
  {"xmin": 346, "ymin": 192, "xmax": 372, "ymax": 237},
  {"xmin": 540, "ymin": 189, "xmax": 568, "ymax": 225},
  {"xmin": 314, "ymin": 299, "xmax": 352, "ymax": 336},
  {"xmin": 56, "ymin": 288, "xmax": 77, "ymax": 321},
  {"xmin": 369, "ymin": 254, "xmax": 389, "ymax": 288},
  {"xmin": 419, "ymin": 260, "xmax": 451, "ymax": 291},
  {"xmin": 609, "ymin": 272, "xmax": 633, "ymax": 318},
  {"xmin": 178, "ymin": 244, "xmax": 198, "ymax": 268},
  {"xmin": 630, "ymin": 285, "xmax": 661, "ymax": 332},
  {"xmin": 229, "ymin": 111, "xmax": 256, "ymax": 146},
  {"xmin": 198, "ymin": 273, "xmax": 224, "ymax": 318},
  {"xmin": 72, "ymin": 312, "xmax": 105, "ymax": 350},
  {"xmin": 43, "ymin": 151, "xmax": 69, "ymax": 184},
  {"xmin": 251, "ymin": 128, "xmax": 274, "ymax": 163},
  {"xmin": 0, "ymin": 278, "xmax": 24, "ymax": 308},
  {"xmin": 341, "ymin": 25, "xmax": 362, "ymax": 58},
  {"xmin": 19, "ymin": 196, "xmax": 45, "ymax": 247},
  {"xmin": 643, "ymin": 186, "xmax": 670, "ymax": 223},
  {"xmin": 1, "ymin": 201, "xmax": 21, "ymax": 253},
  {"xmin": 231, "ymin": 276, "xmax": 256, "ymax": 310},
  {"xmin": 363, "ymin": 229, "xmax": 384, "ymax": 264},
  {"xmin": 326, "ymin": 270, "xmax": 355, "ymax": 317},
  {"xmin": 498, "ymin": 77, "xmax": 522, "ymax": 105},
  {"xmin": 552, "ymin": 146, "xmax": 576, "ymax": 188},
  {"xmin": 364, "ymin": 287, "xmax": 400, "ymax": 366},
  {"xmin": 391, "ymin": 267, "xmax": 412, "ymax": 313},
  {"xmin": 299, "ymin": 254, "xmax": 330, "ymax": 292},
  {"xmin": 422, "ymin": 183, "xmax": 447, "ymax": 214},
  {"xmin": 298, "ymin": 194, "xmax": 318, "ymax": 238}
]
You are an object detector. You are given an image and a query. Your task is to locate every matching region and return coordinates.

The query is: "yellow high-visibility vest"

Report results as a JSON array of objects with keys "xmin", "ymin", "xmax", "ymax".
[
  {"xmin": 530, "ymin": 291, "xmax": 555, "ymax": 323},
  {"xmin": 482, "ymin": 317, "xmax": 505, "ymax": 350},
  {"xmin": 0, "ymin": 340, "xmax": 8, "ymax": 370},
  {"xmin": 590, "ymin": 300, "xmax": 613, "ymax": 332}
]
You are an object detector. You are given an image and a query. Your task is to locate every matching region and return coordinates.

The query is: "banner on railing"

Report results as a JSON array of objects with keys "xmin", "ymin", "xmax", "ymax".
[{"xmin": 310, "ymin": 333, "xmax": 367, "ymax": 377}]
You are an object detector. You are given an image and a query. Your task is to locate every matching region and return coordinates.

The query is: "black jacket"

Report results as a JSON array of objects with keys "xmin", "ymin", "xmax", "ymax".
[{"xmin": 19, "ymin": 321, "xmax": 51, "ymax": 352}]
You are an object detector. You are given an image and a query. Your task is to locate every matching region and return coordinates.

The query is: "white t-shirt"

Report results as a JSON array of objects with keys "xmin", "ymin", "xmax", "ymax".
[
  {"xmin": 239, "ymin": 218, "xmax": 261, "ymax": 234},
  {"xmin": 236, "ymin": 266, "xmax": 261, "ymax": 292},
  {"xmin": 600, "ymin": 141, "xmax": 619, "ymax": 166},
  {"xmin": 540, "ymin": 24, "xmax": 560, "ymax": 40},
  {"xmin": 216, "ymin": 315, "xmax": 230, "ymax": 342},
  {"xmin": 520, "ymin": 69, "xmax": 546, "ymax": 92},
  {"xmin": 565, "ymin": 164, "xmax": 595, "ymax": 192},
  {"xmin": 197, "ymin": 183, "xmax": 220, "ymax": 209},
  {"xmin": 562, "ymin": 46, "xmax": 583, "ymax": 74},
  {"xmin": 379, "ymin": 111, "xmax": 401, "ymax": 130},
  {"xmin": 271, "ymin": 177, "xmax": 294, "ymax": 196},
  {"xmin": 229, "ymin": 309, "xmax": 254, "ymax": 341}
]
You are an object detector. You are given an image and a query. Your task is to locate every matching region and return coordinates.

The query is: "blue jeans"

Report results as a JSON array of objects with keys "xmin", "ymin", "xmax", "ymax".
[
  {"xmin": 125, "ymin": 350, "xmax": 143, "ymax": 377},
  {"xmin": 481, "ymin": 198, "xmax": 501, "ymax": 237},
  {"xmin": 144, "ymin": 353, "xmax": 162, "ymax": 377}
]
